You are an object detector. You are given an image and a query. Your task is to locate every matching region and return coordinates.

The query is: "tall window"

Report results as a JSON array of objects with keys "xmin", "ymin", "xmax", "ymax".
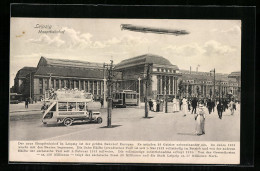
[
  {"xmin": 39, "ymin": 78, "xmax": 43, "ymax": 94},
  {"xmin": 94, "ymin": 81, "xmax": 97, "ymax": 95},
  {"xmin": 75, "ymin": 80, "xmax": 79, "ymax": 89},
  {"xmin": 85, "ymin": 81, "xmax": 88, "ymax": 92},
  {"xmin": 56, "ymin": 79, "xmax": 59, "ymax": 89},
  {"xmin": 61, "ymin": 80, "xmax": 65, "ymax": 88},
  {"xmin": 51, "ymin": 80, "xmax": 54, "ymax": 88},
  {"xmin": 89, "ymin": 81, "xmax": 93, "ymax": 93},
  {"xmin": 70, "ymin": 80, "xmax": 73, "ymax": 89},
  {"xmin": 44, "ymin": 79, "xmax": 48, "ymax": 90},
  {"xmin": 80, "ymin": 81, "xmax": 84, "ymax": 90}
]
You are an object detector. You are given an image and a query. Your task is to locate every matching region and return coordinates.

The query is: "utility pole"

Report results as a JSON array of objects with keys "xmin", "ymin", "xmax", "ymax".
[
  {"xmin": 210, "ymin": 69, "xmax": 216, "ymax": 100},
  {"xmin": 213, "ymin": 68, "xmax": 215, "ymax": 100},
  {"xmin": 103, "ymin": 63, "xmax": 107, "ymax": 108},
  {"xmin": 144, "ymin": 64, "xmax": 151, "ymax": 118},
  {"xmin": 107, "ymin": 60, "xmax": 113, "ymax": 127},
  {"xmin": 165, "ymin": 77, "xmax": 168, "ymax": 113},
  {"xmin": 138, "ymin": 77, "xmax": 141, "ymax": 108},
  {"xmin": 29, "ymin": 72, "xmax": 32, "ymax": 103}
]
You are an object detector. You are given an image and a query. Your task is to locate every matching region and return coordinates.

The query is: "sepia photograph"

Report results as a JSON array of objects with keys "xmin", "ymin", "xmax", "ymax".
[{"xmin": 9, "ymin": 17, "xmax": 242, "ymax": 164}]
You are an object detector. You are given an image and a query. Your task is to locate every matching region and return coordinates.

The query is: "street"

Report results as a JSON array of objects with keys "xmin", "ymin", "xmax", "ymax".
[{"xmin": 9, "ymin": 103, "xmax": 240, "ymax": 141}]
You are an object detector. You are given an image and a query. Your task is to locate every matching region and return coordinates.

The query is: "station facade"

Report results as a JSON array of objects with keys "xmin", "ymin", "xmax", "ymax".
[
  {"xmin": 179, "ymin": 70, "xmax": 240, "ymax": 100},
  {"xmin": 12, "ymin": 54, "xmax": 241, "ymax": 101}
]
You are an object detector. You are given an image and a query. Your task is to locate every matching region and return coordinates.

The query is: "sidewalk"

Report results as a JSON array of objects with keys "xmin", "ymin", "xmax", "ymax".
[{"xmin": 9, "ymin": 102, "xmax": 43, "ymax": 113}]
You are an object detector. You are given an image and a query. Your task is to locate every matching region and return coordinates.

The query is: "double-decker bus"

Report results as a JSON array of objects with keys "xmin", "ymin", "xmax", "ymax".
[
  {"xmin": 112, "ymin": 90, "xmax": 138, "ymax": 108},
  {"xmin": 42, "ymin": 89, "xmax": 102, "ymax": 126}
]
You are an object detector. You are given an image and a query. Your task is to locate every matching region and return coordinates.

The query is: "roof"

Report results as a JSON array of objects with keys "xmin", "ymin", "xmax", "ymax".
[
  {"xmin": 34, "ymin": 66, "xmax": 122, "ymax": 80},
  {"xmin": 228, "ymin": 71, "xmax": 241, "ymax": 77},
  {"xmin": 180, "ymin": 70, "xmax": 236, "ymax": 82},
  {"xmin": 114, "ymin": 54, "xmax": 179, "ymax": 70},
  {"xmin": 15, "ymin": 67, "xmax": 37, "ymax": 79},
  {"xmin": 35, "ymin": 66, "xmax": 104, "ymax": 79},
  {"xmin": 34, "ymin": 56, "xmax": 123, "ymax": 80},
  {"xmin": 37, "ymin": 56, "xmax": 104, "ymax": 69}
]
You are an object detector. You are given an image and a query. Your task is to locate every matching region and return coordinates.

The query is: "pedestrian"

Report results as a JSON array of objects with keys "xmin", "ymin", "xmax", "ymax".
[
  {"xmin": 176, "ymin": 97, "xmax": 180, "ymax": 112},
  {"xmin": 222, "ymin": 100, "xmax": 226, "ymax": 112},
  {"xmin": 182, "ymin": 97, "xmax": 187, "ymax": 116},
  {"xmin": 195, "ymin": 103, "xmax": 206, "ymax": 136},
  {"xmin": 148, "ymin": 99, "xmax": 153, "ymax": 111},
  {"xmin": 233, "ymin": 101, "xmax": 237, "ymax": 111},
  {"xmin": 207, "ymin": 99, "xmax": 212, "ymax": 114},
  {"xmin": 217, "ymin": 101, "xmax": 223, "ymax": 119},
  {"xmin": 156, "ymin": 100, "xmax": 160, "ymax": 112},
  {"xmin": 100, "ymin": 98, "xmax": 104, "ymax": 108},
  {"xmin": 25, "ymin": 98, "xmax": 29, "ymax": 108},
  {"xmin": 173, "ymin": 96, "xmax": 178, "ymax": 112},
  {"xmin": 211, "ymin": 99, "xmax": 215, "ymax": 113},
  {"xmin": 229, "ymin": 99, "xmax": 235, "ymax": 115},
  {"xmin": 153, "ymin": 100, "xmax": 157, "ymax": 112},
  {"xmin": 179, "ymin": 98, "xmax": 183, "ymax": 111},
  {"xmin": 191, "ymin": 97, "xmax": 198, "ymax": 114},
  {"xmin": 188, "ymin": 99, "xmax": 191, "ymax": 112}
]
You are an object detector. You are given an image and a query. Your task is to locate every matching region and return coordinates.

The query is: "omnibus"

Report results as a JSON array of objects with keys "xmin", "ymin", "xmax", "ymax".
[
  {"xmin": 112, "ymin": 90, "xmax": 138, "ymax": 108},
  {"xmin": 42, "ymin": 89, "xmax": 102, "ymax": 126},
  {"xmin": 42, "ymin": 99, "xmax": 102, "ymax": 126}
]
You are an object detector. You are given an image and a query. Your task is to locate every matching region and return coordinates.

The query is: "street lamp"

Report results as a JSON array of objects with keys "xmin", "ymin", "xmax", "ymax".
[
  {"xmin": 210, "ymin": 69, "xmax": 215, "ymax": 100},
  {"xmin": 138, "ymin": 77, "xmax": 141, "ymax": 108},
  {"xmin": 103, "ymin": 63, "xmax": 107, "ymax": 108}
]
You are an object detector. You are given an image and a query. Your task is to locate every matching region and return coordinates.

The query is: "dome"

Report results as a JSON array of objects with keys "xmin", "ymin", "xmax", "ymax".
[{"xmin": 115, "ymin": 54, "xmax": 178, "ymax": 70}]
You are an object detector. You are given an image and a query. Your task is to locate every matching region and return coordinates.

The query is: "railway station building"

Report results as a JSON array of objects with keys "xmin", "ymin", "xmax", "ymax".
[{"xmin": 12, "ymin": 54, "xmax": 241, "ymax": 102}]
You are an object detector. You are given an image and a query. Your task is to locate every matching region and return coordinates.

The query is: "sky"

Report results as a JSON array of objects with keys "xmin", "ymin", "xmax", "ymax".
[{"xmin": 10, "ymin": 18, "xmax": 241, "ymax": 87}]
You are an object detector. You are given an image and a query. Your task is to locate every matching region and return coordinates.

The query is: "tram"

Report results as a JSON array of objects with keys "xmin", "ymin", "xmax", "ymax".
[{"xmin": 112, "ymin": 90, "xmax": 138, "ymax": 108}]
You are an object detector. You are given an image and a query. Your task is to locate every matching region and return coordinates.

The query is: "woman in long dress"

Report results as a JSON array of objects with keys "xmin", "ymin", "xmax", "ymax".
[
  {"xmin": 153, "ymin": 100, "xmax": 157, "ymax": 112},
  {"xmin": 195, "ymin": 104, "xmax": 206, "ymax": 135},
  {"xmin": 176, "ymin": 98, "xmax": 180, "ymax": 112},
  {"xmin": 173, "ymin": 97, "xmax": 177, "ymax": 112},
  {"xmin": 182, "ymin": 97, "xmax": 187, "ymax": 116}
]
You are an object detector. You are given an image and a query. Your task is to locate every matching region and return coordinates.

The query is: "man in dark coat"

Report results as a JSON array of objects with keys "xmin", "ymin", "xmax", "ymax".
[
  {"xmin": 191, "ymin": 97, "xmax": 198, "ymax": 114},
  {"xmin": 207, "ymin": 99, "xmax": 212, "ymax": 114},
  {"xmin": 156, "ymin": 100, "xmax": 160, "ymax": 112},
  {"xmin": 211, "ymin": 100, "xmax": 215, "ymax": 113},
  {"xmin": 217, "ymin": 101, "xmax": 223, "ymax": 119},
  {"xmin": 222, "ymin": 100, "xmax": 226, "ymax": 112},
  {"xmin": 148, "ymin": 99, "xmax": 153, "ymax": 111}
]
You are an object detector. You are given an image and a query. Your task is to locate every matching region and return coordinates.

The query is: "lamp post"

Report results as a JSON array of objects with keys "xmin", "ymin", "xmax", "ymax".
[
  {"xmin": 103, "ymin": 63, "xmax": 107, "ymax": 108},
  {"xmin": 103, "ymin": 60, "xmax": 113, "ymax": 128},
  {"xmin": 210, "ymin": 69, "xmax": 215, "ymax": 100},
  {"xmin": 107, "ymin": 60, "xmax": 113, "ymax": 127},
  {"xmin": 138, "ymin": 77, "xmax": 141, "ymax": 108},
  {"xmin": 29, "ymin": 72, "xmax": 32, "ymax": 103}
]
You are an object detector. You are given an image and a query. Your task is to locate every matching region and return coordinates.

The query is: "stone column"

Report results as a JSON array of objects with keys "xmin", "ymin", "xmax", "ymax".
[
  {"xmin": 79, "ymin": 80, "xmax": 81, "ymax": 90},
  {"xmin": 83, "ymin": 80, "xmax": 86, "ymax": 91}
]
